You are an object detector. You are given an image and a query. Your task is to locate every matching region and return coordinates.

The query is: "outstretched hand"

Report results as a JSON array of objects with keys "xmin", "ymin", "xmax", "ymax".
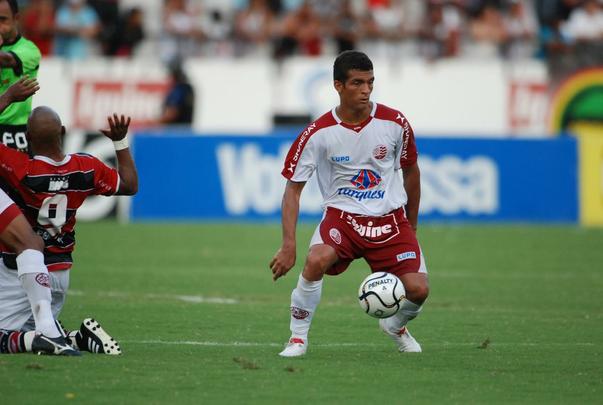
[
  {"xmin": 100, "ymin": 114, "xmax": 131, "ymax": 141},
  {"xmin": 4, "ymin": 76, "xmax": 39, "ymax": 102}
]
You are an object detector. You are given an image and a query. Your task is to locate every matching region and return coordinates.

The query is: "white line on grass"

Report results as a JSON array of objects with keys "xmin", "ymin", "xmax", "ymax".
[
  {"xmin": 68, "ymin": 290, "xmax": 239, "ymax": 304},
  {"xmin": 125, "ymin": 340, "xmax": 596, "ymax": 348}
]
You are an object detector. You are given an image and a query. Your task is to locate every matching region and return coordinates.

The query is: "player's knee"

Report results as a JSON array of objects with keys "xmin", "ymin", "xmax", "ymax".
[
  {"xmin": 304, "ymin": 254, "xmax": 327, "ymax": 279},
  {"xmin": 405, "ymin": 282, "xmax": 429, "ymax": 304},
  {"xmin": 303, "ymin": 247, "xmax": 336, "ymax": 280}
]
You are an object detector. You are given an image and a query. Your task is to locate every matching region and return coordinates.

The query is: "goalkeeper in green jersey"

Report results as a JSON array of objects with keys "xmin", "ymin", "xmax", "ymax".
[{"xmin": 0, "ymin": 0, "xmax": 41, "ymax": 153}]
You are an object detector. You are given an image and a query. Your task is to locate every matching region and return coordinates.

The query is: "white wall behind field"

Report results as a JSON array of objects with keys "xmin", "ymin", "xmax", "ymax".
[{"xmin": 33, "ymin": 57, "xmax": 549, "ymax": 137}]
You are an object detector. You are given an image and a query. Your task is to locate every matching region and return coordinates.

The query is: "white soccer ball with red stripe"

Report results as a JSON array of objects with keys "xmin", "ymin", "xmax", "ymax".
[{"xmin": 358, "ymin": 272, "xmax": 405, "ymax": 318}]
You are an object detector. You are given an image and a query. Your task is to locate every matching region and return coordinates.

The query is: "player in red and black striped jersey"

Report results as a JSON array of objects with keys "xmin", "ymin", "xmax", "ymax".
[
  {"xmin": 0, "ymin": 77, "xmax": 79, "ymax": 355},
  {"xmin": 0, "ymin": 108, "xmax": 137, "ymax": 268},
  {"xmin": 0, "ymin": 106, "xmax": 137, "ymax": 355}
]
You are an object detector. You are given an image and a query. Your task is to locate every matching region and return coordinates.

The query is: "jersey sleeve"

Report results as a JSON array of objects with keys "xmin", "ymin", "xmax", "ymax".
[
  {"xmin": 10, "ymin": 40, "xmax": 41, "ymax": 77},
  {"xmin": 395, "ymin": 115, "xmax": 418, "ymax": 169},
  {"xmin": 89, "ymin": 156, "xmax": 120, "ymax": 196},
  {"xmin": 0, "ymin": 143, "xmax": 28, "ymax": 186},
  {"xmin": 281, "ymin": 130, "xmax": 320, "ymax": 182}
]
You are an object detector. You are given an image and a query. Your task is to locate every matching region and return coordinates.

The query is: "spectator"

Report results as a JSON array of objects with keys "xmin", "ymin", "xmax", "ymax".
[
  {"xmin": 537, "ymin": 17, "xmax": 572, "ymax": 59},
  {"xmin": 159, "ymin": 61, "xmax": 195, "ymax": 125},
  {"xmin": 332, "ymin": 0, "xmax": 361, "ymax": 53},
  {"xmin": 468, "ymin": 4, "xmax": 507, "ymax": 57},
  {"xmin": 20, "ymin": 0, "xmax": 55, "ymax": 56},
  {"xmin": 199, "ymin": 8, "xmax": 233, "ymax": 56},
  {"xmin": 88, "ymin": 0, "xmax": 120, "ymax": 55},
  {"xmin": 233, "ymin": 0, "xmax": 274, "ymax": 56},
  {"xmin": 160, "ymin": 0, "xmax": 203, "ymax": 63},
  {"xmin": 364, "ymin": 0, "xmax": 405, "ymax": 40},
  {"xmin": 535, "ymin": 0, "xmax": 580, "ymax": 26},
  {"xmin": 107, "ymin": 7, "xmax": 145, "ymax": 56},
  {"xmin": 53, "ymin": 0, "xmax": 100, "ymax": 60},
  {"xmin": 418, "ymin": 0, "xmax": 463, "ymax": 60},
  {"xmin": 306, "ymin": 0, "xmax": 342, "ymax": 24},
  {"xmin": 502, "ymin": 0, "xmax": 537, "ymax": 59},
  {"xmin": 273, "ymin": 0, "xmax": 322, "ymax": 58},
  {"xmin": 562, "ymin": 0, "xmax": 603, "ymax": 43},
  {"xmin": 362, "ymin": 0, "xmax": 408, "ymax": 59}
]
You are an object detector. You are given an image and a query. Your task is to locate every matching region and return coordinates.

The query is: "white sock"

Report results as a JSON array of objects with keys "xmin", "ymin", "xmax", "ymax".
[
  {"xmin": 17, "ymin": 250, "xmax": 60, "ymax": 338},
  {"xmin": 383, "ymin": 299, "xmax": 422, "ymax": 333},
  {"xmin": 23, "ymin": 331, "xmax": 35, "ymax": 351},
  {"xmin": 289, "ymin": 274, "xmax": 323, "ymax": 341}
]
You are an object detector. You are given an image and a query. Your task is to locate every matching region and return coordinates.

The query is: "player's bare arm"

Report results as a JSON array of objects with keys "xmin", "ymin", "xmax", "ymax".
[
  {"xmin": 100, "ymin": 114, "xmax": 138, "ymax": 196},
  {"xmin": 0, "ymin": 76, "xmax": 38, "ymax": 113},
  {"xmin": 402, "ymin": 162, "xmax": 421, "ymax": 231},
  {"xmin": 270, "ymin": 180, "xmax": 306, "ymax": 281}
]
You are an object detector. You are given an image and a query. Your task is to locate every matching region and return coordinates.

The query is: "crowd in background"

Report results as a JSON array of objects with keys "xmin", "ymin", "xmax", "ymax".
[{"xmin": 17, "ymin": 0, "xmax": 603, "ymax": 64}]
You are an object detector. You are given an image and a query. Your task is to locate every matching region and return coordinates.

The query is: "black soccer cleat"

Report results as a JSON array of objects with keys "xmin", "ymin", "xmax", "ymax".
[
  {"xmin": 32, "ymin": 334, "xmax": 81, "ymax": 356},
  {"xmin": 76, "ymin": 318, "xmax": 122, "ymax": 355}
]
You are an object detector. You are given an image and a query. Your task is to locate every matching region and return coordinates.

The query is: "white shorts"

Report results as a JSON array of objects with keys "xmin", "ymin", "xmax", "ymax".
[
  {"xmin": 0, "ymin": 188, "xmax": 14, "ymax": 213},
  {"xmin": 0, "ymin": 258, "xmax": 69, "ymax": 331}
]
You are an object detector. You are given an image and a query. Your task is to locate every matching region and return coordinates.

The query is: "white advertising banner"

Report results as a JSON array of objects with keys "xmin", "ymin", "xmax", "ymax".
[{"xmin": 33, "ymin": 57, "xmax": 549, "ymax": 137}]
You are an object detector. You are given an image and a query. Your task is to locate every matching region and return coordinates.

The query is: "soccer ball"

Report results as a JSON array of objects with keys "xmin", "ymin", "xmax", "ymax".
[{"xmin": 358, "ymin": 272, "xmax": 405, "ymax": 318}]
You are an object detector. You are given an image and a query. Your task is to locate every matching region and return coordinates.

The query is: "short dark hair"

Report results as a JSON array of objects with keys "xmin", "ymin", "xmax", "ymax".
[
  {"xmin": 2, "ymin": 0, "xmax": 18, "ymax": 15},
  {"xmin": 333, "ymin": 51, "xmax": 373, "ymax": 83}
]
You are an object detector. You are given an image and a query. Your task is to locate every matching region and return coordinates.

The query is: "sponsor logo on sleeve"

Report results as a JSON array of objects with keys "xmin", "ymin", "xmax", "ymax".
[
  {"xmin": 400, "ymin": 120, "xmax": 411, "ymax": 161},
  {"xmin": 292, "ymin": 123, "xmax": 317, "ymax": 164}
]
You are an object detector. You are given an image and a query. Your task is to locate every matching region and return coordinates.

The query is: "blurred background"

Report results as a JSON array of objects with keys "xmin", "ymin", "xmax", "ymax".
[{"xmin": 24, "ymin": 0, "xmax": 603, "ymax": 226}]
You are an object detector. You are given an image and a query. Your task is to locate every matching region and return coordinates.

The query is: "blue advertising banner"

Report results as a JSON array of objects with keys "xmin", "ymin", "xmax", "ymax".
[{"xmin": 131, "ymin": 134, "xmax": 577, "ymax": 223}]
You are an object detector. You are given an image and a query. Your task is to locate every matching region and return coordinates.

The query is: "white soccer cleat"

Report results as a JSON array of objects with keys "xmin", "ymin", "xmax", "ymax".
[
  {"xmin": 279, "ymin": 337, "xmax": 307, "ymax": 357},
  {"xmin": 379, "ymin": 320, "xmax": 422, "ymax": 353}
]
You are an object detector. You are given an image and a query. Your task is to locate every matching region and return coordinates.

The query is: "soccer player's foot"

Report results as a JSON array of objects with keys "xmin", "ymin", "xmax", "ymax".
[
  {"xmin": 279, "ymin": 337, "xmax": 307, "ymax": 357},
  {"xmin": 379, "ymin": 320, "xmax": 422, "ymax": 353},
  {"xmin": 31, "ymin": 334, "xmax": 81, "ymax": 356},
  {"xmin": 77, "ymin": 318, "xmax": 122, "ymax": 355}
]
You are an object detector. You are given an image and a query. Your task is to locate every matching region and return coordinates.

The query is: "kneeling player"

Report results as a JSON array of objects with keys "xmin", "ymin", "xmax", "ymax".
[
  {"xmin": 0, "ymin": 103, "xmax": 138, "ymax": 355},
  {"xmin": 0, "ymin": 77, "xmax": 78, "ymax": 356}
]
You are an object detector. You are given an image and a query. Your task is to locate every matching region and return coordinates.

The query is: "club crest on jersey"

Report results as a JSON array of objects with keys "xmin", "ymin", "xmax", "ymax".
[
  {"xmin": 329, "ymin": 228, "xmax": 342, "ymax": 244},
  {"xmin": 373, "ymin": 145, "xmax": 387, "ymax": 160},
  {"xmin": 291, "ymin": 306, "xmax": 310, "ymax": 320},
  {"xmin": 35, "ymin": 273, "xmax": 51, "ymax": 288},
  {"xmin": 350, "ymin": 169, "xmax": 381, "ymax": 190}
]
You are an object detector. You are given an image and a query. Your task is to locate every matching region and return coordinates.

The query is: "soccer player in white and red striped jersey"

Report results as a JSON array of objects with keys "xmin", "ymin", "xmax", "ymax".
[
  {"xmin": 0, "ymin": 106, "xmax": 137, "ymax": 355},
  {"xmin": 270, "ymin": 51, "xmax": 429, "ymax": 357}
]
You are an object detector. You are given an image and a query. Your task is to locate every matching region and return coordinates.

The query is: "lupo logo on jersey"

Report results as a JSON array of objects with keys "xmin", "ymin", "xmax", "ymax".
[{"xmin": 350, "ymin": 169, "xmax": 382, "ymax": 190}]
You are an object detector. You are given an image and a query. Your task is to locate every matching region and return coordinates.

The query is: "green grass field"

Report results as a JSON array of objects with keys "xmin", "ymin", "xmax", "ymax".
[{"xmin": 2, "ymin": 222, "xmax": 602, "ymax": 404}]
